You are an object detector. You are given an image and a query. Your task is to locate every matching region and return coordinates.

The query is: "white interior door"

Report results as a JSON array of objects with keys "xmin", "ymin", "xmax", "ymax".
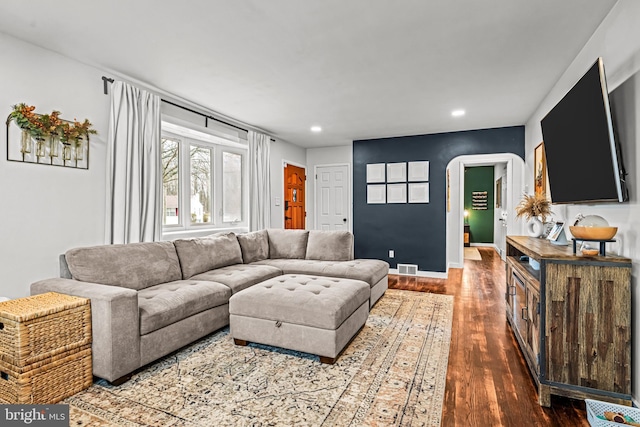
[{"xmin": 315, "ymin": 164, "xmax": 350, "ymax": 230}]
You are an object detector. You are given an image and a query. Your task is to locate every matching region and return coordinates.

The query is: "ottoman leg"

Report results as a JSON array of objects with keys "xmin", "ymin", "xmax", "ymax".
[
  {"xmin": 234, "ymin": 339, "xmax": 248, "ymax": 346},
  {"xmin": 319, "ymin": 356, "xmax": 336, "ymax": 365}
]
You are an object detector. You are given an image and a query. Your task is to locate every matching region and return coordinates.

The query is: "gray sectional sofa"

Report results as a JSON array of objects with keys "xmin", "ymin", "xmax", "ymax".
[{"xmin": 30, "ymin": 229, "xmax": 389, "ymax": 384}]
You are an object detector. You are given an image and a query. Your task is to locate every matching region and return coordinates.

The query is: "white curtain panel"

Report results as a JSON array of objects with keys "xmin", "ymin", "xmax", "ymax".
[
  {"xmin": 105, "ymin": 81, "xmax": 162, "ymax": 244},
  {"xmin": 248, "ymin": 131, "xmax": 271, "ymax": 231}
]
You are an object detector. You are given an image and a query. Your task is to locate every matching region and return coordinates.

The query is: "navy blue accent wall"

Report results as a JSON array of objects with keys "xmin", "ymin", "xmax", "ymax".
[{"xmin": 353, "ymin": 126, "xmax": 524, "ymax": 272}]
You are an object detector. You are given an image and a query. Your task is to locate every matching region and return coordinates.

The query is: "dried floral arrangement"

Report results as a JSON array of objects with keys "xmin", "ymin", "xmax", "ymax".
[
  {"xmin": 7, "ymin": 103, "xmax": 97, "ymax": 142},
  {"xmin": 515, "ymin": 193, "xmax": 552, "ymax": 223}
]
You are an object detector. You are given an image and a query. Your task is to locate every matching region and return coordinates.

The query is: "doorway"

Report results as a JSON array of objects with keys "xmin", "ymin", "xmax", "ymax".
[
  {"xmin": 446, "ymin": 154, "xmax": 525, "ymax": 270},
  {"xmin": 315, "ymin": 164, "xmax": 350, "ymax": 230},
  {"xmin": 284, "ymin": 163, "xmax": 306, "ymax": 229}
]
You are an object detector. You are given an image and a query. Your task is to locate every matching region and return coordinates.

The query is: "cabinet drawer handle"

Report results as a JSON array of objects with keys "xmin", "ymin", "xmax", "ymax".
[{"xmin": 521, "ymin": 307, "xmax": 528, "ymax": 320}]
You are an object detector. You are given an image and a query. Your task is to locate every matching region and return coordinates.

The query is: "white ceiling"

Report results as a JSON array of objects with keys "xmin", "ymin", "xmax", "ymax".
[{"xmin": 0, "ymin": 1, "xmax": 618, "ymax": 148}]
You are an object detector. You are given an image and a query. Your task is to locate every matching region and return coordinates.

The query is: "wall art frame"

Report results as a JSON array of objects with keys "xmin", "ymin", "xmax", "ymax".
[
  {"xmin": 534, "ymin": 142, "xmax": 546, "ymax": 196},
  {"xmin": 408, "ymin": 161, "xmax": 429, "ymax": 182},
  {"xmin": 386, "ymin": 162, "xmax": 407, "ymax": 183},
  {"xmin": 408, "ymin": 182, "xmax": 429, "ymax": 203},
  {"xmin": 367, "ymin": 184, "xmax": 386, "ymax": 204},
  {"xmin": 387, "ymin": 183, "xmax": 407, "ymax": 203},
  {"xmin": 366, "ymin": 163, "xmax": 386, "ymax": 183}
]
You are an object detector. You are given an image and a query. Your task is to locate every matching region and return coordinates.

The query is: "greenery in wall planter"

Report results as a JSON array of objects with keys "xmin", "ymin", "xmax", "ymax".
[{"xmin": 6, "ymin": 103, "xmax": 96, "ymax": 168}]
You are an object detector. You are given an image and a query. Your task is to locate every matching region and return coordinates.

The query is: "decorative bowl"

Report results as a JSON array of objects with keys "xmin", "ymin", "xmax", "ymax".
[
  {"xmin": 581, "ymin": 248, "xmax": 600, "ymax": 256},
  {"xmin": 569, "ymin": 226, "xmax": 618, "ymax": 240}
]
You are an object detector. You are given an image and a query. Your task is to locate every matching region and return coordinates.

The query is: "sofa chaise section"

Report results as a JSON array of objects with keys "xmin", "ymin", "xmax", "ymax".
[{"xmin": 31, "ymin": 241, "xmax": 231, "ymax": 383}]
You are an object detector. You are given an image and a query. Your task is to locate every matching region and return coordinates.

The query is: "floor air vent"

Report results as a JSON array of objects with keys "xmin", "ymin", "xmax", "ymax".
[{"xmin": 397, "ymin": 264, "xmax": 418, "ymax": 275}]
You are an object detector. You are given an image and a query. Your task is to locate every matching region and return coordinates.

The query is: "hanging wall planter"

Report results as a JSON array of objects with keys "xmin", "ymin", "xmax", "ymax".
[{"xmin": 6, "ymin": 103, "xmax": 96, "ymax": 169}]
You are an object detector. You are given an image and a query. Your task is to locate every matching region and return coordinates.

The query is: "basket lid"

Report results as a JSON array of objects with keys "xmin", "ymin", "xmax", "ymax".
[{"xmin": 0, "ymin": 292, "xmax": 89, "ymax": 322}]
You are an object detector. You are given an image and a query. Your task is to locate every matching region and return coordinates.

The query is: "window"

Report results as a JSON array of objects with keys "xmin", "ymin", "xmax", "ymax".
[
  {"xmin": 161, "ymin": 123, "xmax": 247, "ymax": 235},
  {"xmin": 162, "ymin": 138, "xmax": 180, "ymax": 226}
]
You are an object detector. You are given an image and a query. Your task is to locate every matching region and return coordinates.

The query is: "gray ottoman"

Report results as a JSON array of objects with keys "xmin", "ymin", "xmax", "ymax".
[{"xmin": 229, "ymin": 274, "xmax": 370, "ymax": 364}]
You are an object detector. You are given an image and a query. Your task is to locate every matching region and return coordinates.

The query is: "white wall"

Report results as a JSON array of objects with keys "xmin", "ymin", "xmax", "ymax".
[
  {"xmin": 269, "ymin": 139, "xmax": 306, "ymax": 229},
  {"xmin": 0, "ymin": 33, "xmax": 310, "ymax": 299},
  {"xmin": 0, "ymin": 33, "xmax": 109, "ymax": 299},
  {"xmin": 524, "ymin": 0, "xmax": 640, "ymax": 401},
  {"xmin": 305, "ymin": 145, "xmax": 352, "ymax": 230}
]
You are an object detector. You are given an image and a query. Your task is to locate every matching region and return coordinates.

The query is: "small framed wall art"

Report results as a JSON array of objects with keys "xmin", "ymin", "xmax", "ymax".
[
  {"xmin": 408, "ymin": 182, "xmax": 429, "ymax": 203},
  {"xmin": 367, "ymin": 184, "xmax": 386, "ymax": 204},
  {"xmin": 366, "ymin": 163, "xmax": 386, "ymax": 183},
  {"xmin": 408, "ymin": 161, "xmax": 429, "ymax": 182},
  {"xmin": 386, "ymin": 162, "xmax": 406, "ymax": 183},
  {"xmin": 534, "ymin": 142, "xmax": 547, "ymax": 196},
  {"xmin": 387, "ymin": 184, "xmax": 407, "ymax": 203}
]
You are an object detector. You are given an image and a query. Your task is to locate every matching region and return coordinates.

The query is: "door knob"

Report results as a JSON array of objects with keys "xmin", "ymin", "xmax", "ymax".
[{"xmin": 343, "ymin": 218, "xmax": 347, "ymax": 222}]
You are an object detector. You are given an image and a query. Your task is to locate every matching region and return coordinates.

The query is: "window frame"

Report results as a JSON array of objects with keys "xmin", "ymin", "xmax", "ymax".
[{"xmin": 161, "ymin": 122, "xmax": 248, "ymax": 237}]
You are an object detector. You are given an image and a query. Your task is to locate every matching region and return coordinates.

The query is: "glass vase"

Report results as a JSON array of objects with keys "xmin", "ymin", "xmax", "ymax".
[
  {"xmin": 75, "ymin": 139, "xmax": 83, "ymax": 161},
  {"xmin": 63, "ymin": 143, "xmax": 72, "ymax": 161},
  {"xmin": 20, "ymin": 130, "xmax": 32, "ymax": 154},
  {"xmin": 35, "ymin": 138, "xmax": 46, "ymax": 158},
  {"xmin": 49, "ymin": 133, "xmax": 60, "ymax": 158}
]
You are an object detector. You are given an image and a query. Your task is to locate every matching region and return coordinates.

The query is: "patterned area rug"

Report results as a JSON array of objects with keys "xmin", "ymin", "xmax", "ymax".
[{"xmin": 67, "ymin": 289, "xmax": 453, "ymax": 426}]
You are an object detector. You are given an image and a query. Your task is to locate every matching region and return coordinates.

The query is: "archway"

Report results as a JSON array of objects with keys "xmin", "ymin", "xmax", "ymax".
[{"xmin": 446, "ymin": 153, "xmax": 525, "ymax": 270}]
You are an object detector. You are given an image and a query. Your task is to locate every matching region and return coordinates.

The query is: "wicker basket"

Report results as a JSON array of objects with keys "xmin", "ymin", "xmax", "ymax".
[
  {"xmin": 586, "ymin": 399, "xmax": 640, "ymax": 427},
  {"xmin": 0, "ymin": 292, "xmax": 91, "ymax": 367},
  {"xmin": 0, "ymin": 344, "xmax": 92, "ymax": 404}
]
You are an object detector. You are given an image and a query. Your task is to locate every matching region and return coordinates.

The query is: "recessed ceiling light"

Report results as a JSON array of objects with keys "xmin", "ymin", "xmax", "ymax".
[
  {"xmin": 310, "ymin": 126, "xmax": 322, "ymax": 133},
  {"xmin": 451, "ymin": 109, "xmax": 465, "ymax": 117}
]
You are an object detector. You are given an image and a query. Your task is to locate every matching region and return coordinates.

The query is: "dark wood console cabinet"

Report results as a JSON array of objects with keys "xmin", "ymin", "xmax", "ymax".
[{"xmin": 505, "ymin": 236, "xmax": 631, "ymax": 407}]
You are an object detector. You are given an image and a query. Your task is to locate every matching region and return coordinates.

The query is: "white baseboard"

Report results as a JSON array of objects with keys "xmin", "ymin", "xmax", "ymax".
[
  {"xmin": 388, "ymin": 268, "xmax": 448, "ymax": 279},
  {"xmin": 470, "ymin": 243, "xmax": 498, "ymax": 249}
]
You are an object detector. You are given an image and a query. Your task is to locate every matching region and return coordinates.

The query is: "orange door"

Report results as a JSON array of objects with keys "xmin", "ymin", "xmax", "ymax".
[{"xmin": 284, "ymin": 164, "xmax": 305, "ymax": 229}]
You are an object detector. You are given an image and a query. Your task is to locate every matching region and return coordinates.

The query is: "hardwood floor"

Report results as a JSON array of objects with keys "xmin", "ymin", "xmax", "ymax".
[{"xmin": 389, "ymin": 247, "xmax": 590, "ymax": 426}]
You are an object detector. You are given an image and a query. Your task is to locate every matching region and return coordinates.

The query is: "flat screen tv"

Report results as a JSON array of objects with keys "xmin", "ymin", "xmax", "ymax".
[{"xmin": 540, "ymin": 57, "xmax": 628, "ymax": 204}]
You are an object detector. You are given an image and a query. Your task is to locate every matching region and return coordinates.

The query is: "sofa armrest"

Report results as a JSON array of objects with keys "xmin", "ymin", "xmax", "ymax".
[{"xmin": 31, "ymin": 278, "xmax": 141, "ymax": 382}]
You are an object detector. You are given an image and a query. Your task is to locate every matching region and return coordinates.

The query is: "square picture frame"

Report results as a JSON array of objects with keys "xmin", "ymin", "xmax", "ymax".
[
  {"xmin": 366, "ymin": 163, "xmax": 385, "ymax": 183},
  {"xmin": 387, "ymin": 184, "xmax": 407, "ymax": 203},
  {"xmin": 408, "ymin": 161, "xmax": 429, "ymax": 182},
  {"xmin": 386, "ymin": 162, "xmax": 407, "ymax": 183},
  {"xmin": 408, "ymin": 182, "xmax": 429, "ymax": 203},
  {"xmin": 367, "ymin": 184, "xmax": 386, "ymax": 204}
]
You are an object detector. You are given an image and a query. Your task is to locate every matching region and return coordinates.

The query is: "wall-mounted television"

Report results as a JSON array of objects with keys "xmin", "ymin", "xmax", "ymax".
[{"xmin": 540, "ymin": 57, "xmax": 628, "ymax": 204}]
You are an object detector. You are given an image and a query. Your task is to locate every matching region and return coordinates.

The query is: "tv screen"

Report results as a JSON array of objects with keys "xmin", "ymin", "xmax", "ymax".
[{"xmin": 540, "ymin": 58, "xmax": 628, "ymax": 204}]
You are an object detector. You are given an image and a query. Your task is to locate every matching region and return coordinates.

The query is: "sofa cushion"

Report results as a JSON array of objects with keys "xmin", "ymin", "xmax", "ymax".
[
  {"xmin": 305, "ymin": 230, "xmax": 353, "ymax": 261},
  {"xmin": 266, "ymin": 229, "xmax": 309, "ymax": 259},
  {"xmin": 191, "ymin": 264, "xmax": 282, "ymax": 294},
  {"xmin": 236, "ymin": 230, "xmax": 269, "ymax": 263},
  {"xmin": 251, "ymin": 259, "xmax": 389, "ymax": 287},
  {"xmin": 173, "ymin": 232, "xmax": 243, "ymax": 279},
  {"xmin": 65, "ymin": 241, "xmax": 182, "ymax": 291},
  {"xmin": 138, "ymin": 280, "xmax": 231, "ymax": 335}
]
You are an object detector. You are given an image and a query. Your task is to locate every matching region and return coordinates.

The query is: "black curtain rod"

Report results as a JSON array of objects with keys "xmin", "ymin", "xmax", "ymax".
[{"xmin": 101, "ymin": 76, "xmax": 274, "ymax": 141}]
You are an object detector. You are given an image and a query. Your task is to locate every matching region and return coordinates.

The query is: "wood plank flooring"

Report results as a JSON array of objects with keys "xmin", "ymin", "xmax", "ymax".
[{"xmin": 389, "ymin": 247, "xmax": 590, "ymax": 426}]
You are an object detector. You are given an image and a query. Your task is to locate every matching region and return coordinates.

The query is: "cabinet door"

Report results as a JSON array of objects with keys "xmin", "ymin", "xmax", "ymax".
[
  {"xmin": 545, "ymin": 263, "xmax": 631, "ymax": 393},
  {"xmin": 514, "ymin": 273, "xmax": 528, "ymax": 344},
  {"xmin": 525, "ymin": 285, "xmax": 540, "ymax": 372}
]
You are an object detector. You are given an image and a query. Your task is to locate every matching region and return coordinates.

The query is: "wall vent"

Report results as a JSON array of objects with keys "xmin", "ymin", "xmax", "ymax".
[{"xmin": 397, "ymin": 264, "xmax": 418, "ymax": 275}]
